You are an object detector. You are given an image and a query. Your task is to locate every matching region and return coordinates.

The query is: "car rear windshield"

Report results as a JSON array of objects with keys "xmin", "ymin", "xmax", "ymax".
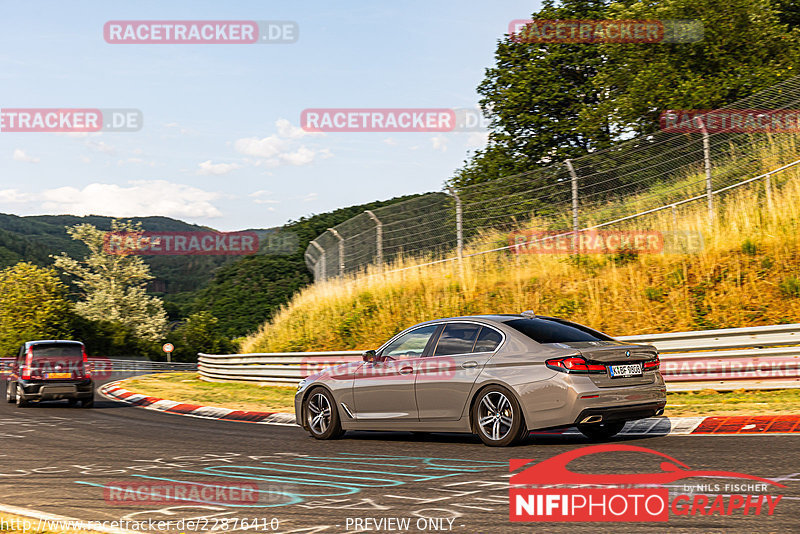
[
  {"xmin": 504, "ymin": 318, "xmax": 612, "ymax": 344},
  {"xmin": 31, "ymin": 344, "xmax": 83, "ymax": 360}
]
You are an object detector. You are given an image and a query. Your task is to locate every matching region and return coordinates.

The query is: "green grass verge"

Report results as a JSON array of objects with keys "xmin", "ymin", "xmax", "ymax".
[
  {"xmin": 120, "ymin": 372, "xmax": 296, "ymax": 412},
  {"xmin": 120, "ymin": 372, "xmax": 800, "ymax": 418}
]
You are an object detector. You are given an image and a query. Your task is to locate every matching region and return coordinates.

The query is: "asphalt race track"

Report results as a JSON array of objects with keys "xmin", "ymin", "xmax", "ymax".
[{"xmin": 1, "ymin": 373, "xmax": 797, "ymax": 533}]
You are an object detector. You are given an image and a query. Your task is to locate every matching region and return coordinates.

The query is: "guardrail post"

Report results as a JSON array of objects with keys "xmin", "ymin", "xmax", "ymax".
[
  {"xmin": 328, "ymin": 227, "xmax": 345, "ymax": 276},
  {"xmin": 447, "ymin": 187, "xmax": 463, "ymax": 260},
  {"xmin": 309, "ymin": 240, "xmax": 326, "ymax": 281},
  {"xmin": 565, "ymin": 159, "xmax": 579, "ymax": 253},
  {"xmin": 365, "ymin": 210, "xmax": 383, "ymax": 269}
]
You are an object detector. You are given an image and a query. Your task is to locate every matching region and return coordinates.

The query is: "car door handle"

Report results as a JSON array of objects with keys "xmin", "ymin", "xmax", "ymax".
[
  {"xmin": 399, "ymin": 366, "xmax": 414, "ymax": 375},
  {"xmin": 462, "ymin": 361, "xmax": 478, "ymax": 369}
]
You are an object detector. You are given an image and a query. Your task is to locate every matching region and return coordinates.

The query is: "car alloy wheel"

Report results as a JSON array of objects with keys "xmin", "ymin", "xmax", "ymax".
[
  {"xmin": 15, "ymin": 384, "xmax": 28, "ymax": 407},
  {"xmin": 304, "ymin": 388, "xmax": 343, "ymax": 440},
  {"xmin": 473, "ymin": 386, "xmax": 525, "ymax": 447}
]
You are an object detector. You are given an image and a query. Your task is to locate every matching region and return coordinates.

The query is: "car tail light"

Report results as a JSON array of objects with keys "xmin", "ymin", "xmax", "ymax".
[
  {"xmin": 546, "ymin": 356, "xmax": 606, "ymax": 374},
  {"xmin": 82, "ymin": 348, "xmax": 91, "ymax": 379},
  {"xmin": 644, "ymin": 354, "xmax": 660, "ymax": 371},
  {"xmin": 21, "ymin": 347, "xmax": 32, "ymax": 379}
]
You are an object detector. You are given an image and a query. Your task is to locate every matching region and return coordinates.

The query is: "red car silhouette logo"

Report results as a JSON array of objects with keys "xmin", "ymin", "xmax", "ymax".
[{"xmin": 510, "ymin": 444, "xmax": 786, "ymax": 487}]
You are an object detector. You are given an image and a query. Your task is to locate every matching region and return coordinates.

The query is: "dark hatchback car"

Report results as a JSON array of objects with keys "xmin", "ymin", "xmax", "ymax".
[{"xmin": 5, "ymin": 340, "xmax": 94, "ymax": 408}]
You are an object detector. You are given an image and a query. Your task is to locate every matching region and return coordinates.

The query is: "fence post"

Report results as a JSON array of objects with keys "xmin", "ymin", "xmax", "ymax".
[
  {"xmin": 765, "ymin": 173, "xmax": 773, "ymax": 212},
  {"xmin": 565, "ymin": 159, "xmax": 579, "ymax": 253},
  {"xmin": 365, "ymin": 210, "xmax": 383, "ymax": 269},
  {"xmin": 696, "ymin": 117, "xmax": 714, "ymax": 221},
  {"xmin": 447, "ymin": 187, "xmax": 463, "ymax": 260},
  {"xmin": 309, "ymin": 240, "xmax": 326, "ymax": 281},
  {"xmin": 328, "ymin": 227, "xmax": 345, "ymax": 276}
]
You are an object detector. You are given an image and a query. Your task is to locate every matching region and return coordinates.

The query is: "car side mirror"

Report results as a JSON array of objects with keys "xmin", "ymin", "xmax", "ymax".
[{"xmin": 362, "ymin": 350, "xmax": 376, "ymax": 362}]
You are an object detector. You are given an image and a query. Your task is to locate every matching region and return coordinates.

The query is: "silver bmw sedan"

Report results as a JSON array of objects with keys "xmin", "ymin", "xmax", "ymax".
[{"xmin": 295, "ymin": 313, "xmax": 666, "ymax": 446}]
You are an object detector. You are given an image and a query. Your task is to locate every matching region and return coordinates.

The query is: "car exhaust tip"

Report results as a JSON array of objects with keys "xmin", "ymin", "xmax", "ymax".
[
  {"xmin": 580, "ymin": 415, "xmax": 603, "ymax": 424},
  {"xmin": 655, "ymin": 408, "xmax": 664, "ymax": 416}
]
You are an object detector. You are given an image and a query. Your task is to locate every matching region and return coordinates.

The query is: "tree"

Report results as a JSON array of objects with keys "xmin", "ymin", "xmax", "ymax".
[
  {"xmin": 595, "ymin": 0, "xmax": 800, "ymax": 135},
  {"xmin": 52, "ymin": 220, "xmax": 167, "ymax": 341},
  {"xmin": 453, "ymin": 0, "xmax": 613, "ymax": 188},
  {"xmin": 165, "ymin": 312, "xmax": 235, "ymax": 362},
  {"xmin": 0, "ymin": 262, "xmax": 72, "ymax": 355},
  {"xmin": 451, "ymin": 0, "xmax": 800, "ymax": 189}
]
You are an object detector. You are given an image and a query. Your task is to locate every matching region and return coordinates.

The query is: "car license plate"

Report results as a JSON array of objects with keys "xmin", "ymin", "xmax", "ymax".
[
  {"xmin": 608, "ymin": 363, "xmax": 642, "ymax": 378},
  {"xmin": 46, "ymin": 372, "xmax": 72, "ymax": 379}
]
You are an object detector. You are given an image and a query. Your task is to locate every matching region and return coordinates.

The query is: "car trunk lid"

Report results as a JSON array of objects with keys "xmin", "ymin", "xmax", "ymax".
[{"xmin": 551, "ymin": 341, "xmax": 657, "ymax": 387}]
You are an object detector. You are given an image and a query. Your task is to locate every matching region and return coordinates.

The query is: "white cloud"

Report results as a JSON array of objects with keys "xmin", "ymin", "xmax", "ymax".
[
  {"xmin": 13, "ymin": 149, "xmax": 39, "ymax": 163},
  {"xmin": 383, "ymin": 137, "xmax": 398, "ymax": 146},
  {"xmin": 249, "ymin": 190, "xmax": 280, "ymax": 204},
  {"xmin": 431, "ymin": 135, "xmax": 448, "ymax": 152},
  {"xmin": 302, "ymin": 192, "xmax": 318, "ymax": 203},
  {"xmin": 276, "ymin": 118, "xmax": 323, "ymax": 139},
  {"xmin": 80, "ymin": 155, "xmax": 91, "ymax": 164},
  {"xmin": 233, "ymin": 119, "xmax": 330, "ymax": 167},
  {"xmin": 279, "ymin": 146, "xmax": 316, "ymax": 166},
  {"xmin": 234, "ymin": 135, "xmax": 287, "ymax": 159},
  {"xmin": 197, "ymin": 160, "xmax": 242, "ymax": 175},
  {"xmin": 466, "ymin": 131, "xmax": 490, "ymax": 148},
  {"xmin": 0, "ymin": 189, "xmax": 31, "ymax": 203},
  {"xmin": 86, "ymin": 140, "xmax": 115, "ymax": 154},
  {"xmin": 37, "ymin": 180, "xmax": 223, "ymax": 218}
]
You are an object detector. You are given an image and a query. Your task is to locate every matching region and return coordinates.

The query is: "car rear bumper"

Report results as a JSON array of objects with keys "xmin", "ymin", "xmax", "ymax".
[
  {"xmin": 18, "ymin": 379, "xmax": 93, "ymax": 401},
  {"xmin": 574, "ymin": 401, "xmax": 666, "ymax": 425},
  {"xmin": 517, "ymin": 372, "xmax": 667, "ymax": 430}
]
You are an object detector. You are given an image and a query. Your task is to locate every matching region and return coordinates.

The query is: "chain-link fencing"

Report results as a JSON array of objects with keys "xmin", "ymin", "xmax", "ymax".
[{"xmin": 306, "ymin": 75, "xmax": 800, "ymax": 280}]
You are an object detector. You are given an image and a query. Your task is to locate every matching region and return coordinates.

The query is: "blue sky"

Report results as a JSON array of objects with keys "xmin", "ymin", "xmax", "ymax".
[{"xmin": 0, "ymin": 1, "xmax": 540, "ymax": 230}]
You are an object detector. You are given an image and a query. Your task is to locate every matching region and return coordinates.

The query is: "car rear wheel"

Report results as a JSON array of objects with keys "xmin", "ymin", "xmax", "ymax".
[
  {"xmin": 5, "ymin": 382, "xmax": 15, "ymax": 403},
  {"xmin": 15, "ymin": 384, "xmax": 28, "ymax": 407},
  {"xmin": 304, "ymin": 388, "xmax": 343, "ymax": 440},
  {"xmin": 577, "ymin": 421, "xmax": 626, "ymax": 441},
  {"xmin": 473, "ymin": 386, "xmax": 525, "ymax": 447}
]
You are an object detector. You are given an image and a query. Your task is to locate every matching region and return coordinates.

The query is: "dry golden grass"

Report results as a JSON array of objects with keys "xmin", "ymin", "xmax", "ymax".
[{"xmin": 243, "ymin": 140, "xmax": 800, "ymax": 353}]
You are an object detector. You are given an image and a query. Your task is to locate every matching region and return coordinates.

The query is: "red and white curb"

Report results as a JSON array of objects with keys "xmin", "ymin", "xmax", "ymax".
[
  {"xmin": 100, "ymin": 381, "xmax": 800, "ymax": 435},
  {"xmin": 99, "ymin": 381, "xmax": 296, "ymax": 426},
  {"xmin": 539, "ymin": 415, "xmax": 800, "ymax": 436}
]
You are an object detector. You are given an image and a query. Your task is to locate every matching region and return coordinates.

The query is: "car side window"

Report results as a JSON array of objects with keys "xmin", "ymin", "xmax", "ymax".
[
  {"xmin": 382, "ymin": 325, "xmax": 439, "ymax": 360},
  {"xmin": 433, "ymin": 323, "xmax": 481, "ymax": 356},
  {"xmin": 473, "ymin": 327, "xmax": 503, "ymax": 353}
]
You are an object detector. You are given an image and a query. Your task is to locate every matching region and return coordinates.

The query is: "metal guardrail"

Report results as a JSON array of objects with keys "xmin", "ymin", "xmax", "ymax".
[
  {"xmin": 0, "ymin": 357, "xmax": 196, "ymax": 374},
  {"xmin": 198, "ymin": 324, "xmax": 800, "ymax": 391}
]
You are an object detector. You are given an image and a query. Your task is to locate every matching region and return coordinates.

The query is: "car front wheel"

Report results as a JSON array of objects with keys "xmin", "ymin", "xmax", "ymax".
[
  {"xmin": 304, "ymin": 388, "xmax": 343, "ymax": 440},
  {"xmin": 473, "ymin": 386, "xmax": 526, "ymax": 447}
]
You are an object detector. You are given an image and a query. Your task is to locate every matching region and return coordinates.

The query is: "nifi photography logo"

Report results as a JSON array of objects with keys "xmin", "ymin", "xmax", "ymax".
[{"xmin": 509, "ymin": 444, "xmax": 784, "ymax": 522}]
